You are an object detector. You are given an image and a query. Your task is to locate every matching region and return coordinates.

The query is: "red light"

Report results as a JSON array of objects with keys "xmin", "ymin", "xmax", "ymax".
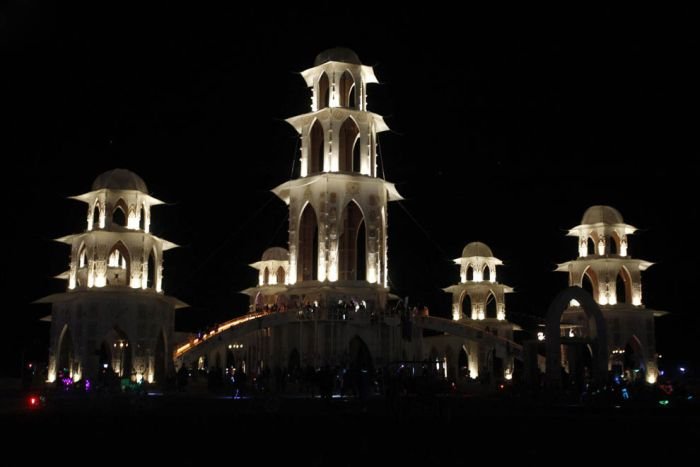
[
  {"xmin": 28, "ymin": 396, "xmax": 41, "ymax": 408},
  {"xmin": 499, "ymin": 384, "xmax": 505, "ymax": 390}
]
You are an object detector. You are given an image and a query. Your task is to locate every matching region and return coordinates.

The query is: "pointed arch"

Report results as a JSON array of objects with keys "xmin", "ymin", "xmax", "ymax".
[
  {"xmin": 339, "ymin": 70, "xmax": 355, "ymax": 108},
  {"xmin": 276, "ymin": 266, "xmax": 285, "ymax": 285},
  {"xmin": 466, "ymin": 265, "xmax": 474, "ymax": 281},
  {"xmin": 298, "ymin": 203, "xmax": 319, "ymax": 282},
  {"xmin": 616, "ymin": 266, "xmax": 632, "ymax": 304},
  {"xmin": 581, "ymin": 266, "xmax": 599, "ymax": 302},
  {"xmin": 318, "ymin": 72, "xmax": 330, "ymax": 109},
  {"xmin": 112, "ymin": 199, "xmax": 128, "ymax": 227},
  {"xmin": 624, "ymin": 335, "xmax": 647, "ymax": 373},
  {"xmin": 484, "ymin": 265, "xmax": 491, "ymax": 281},
  {"xmin": 263, "ymin": 267, "xmax": 270, "ymax": 285},
  {"xmin": 349, "ymin": 335, "xmax": 373, "ymax": 372},
  {"xmin": 146, "ymin": 247, "xmax": 157, "ymax": 289},
  {"xmin": 57, "ymin": 325, "xmax": 74, "ymax": 378},
  {"xmin": 103, "ymin": 327, "xmax": 131, "ymax": 377},
  {"xmin": 309, "ymin": 119, "xmax": 324, "ymax": 174},
  {"xmin": 139, "ymin": 203, "xmax": 147, "ymax": 231},
  {"xmin": 460, "ymin": 291, "xmax": 472, "ymax": 319},
  {"xmin": 339, "ymin": 117, "xmax": 360, "ymax": 172},
  {"xmin": 485, "ymin": 291, "xmax": 498, "ymax": 319},
  {"xmin": 587, "ymin": 237, "xmax": 596, "ymax": 257},
  {"xmin": 78, "ymin": 242, "xmax": 87, "ymax": 268},
  {"xmin": 338, "ymin": 200, "xmax": 366, "ymax": 281},
  {"xmin": 92, "ymin": 201, "xmax": 101, "ymax": 230},
  {"xmin": 108, "ymin": 241, "xmax": 131, "ymax": 287},
  {"xmin": 607, "ymin": 231, "xmax": 619, "ymax": 255},
  {"xmin": 458, "ymin": 346, "xmax": 469, "ymax": 379}
]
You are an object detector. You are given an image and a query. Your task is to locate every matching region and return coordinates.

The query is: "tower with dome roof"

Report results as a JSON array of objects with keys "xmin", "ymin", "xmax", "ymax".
[
  {"xmin": 38, "ymin": 169, "xmax": 186, "ymax": 384},
  {"xmin": 443, "ymin": 242, "xmax": 518, "ymax": 379},
  {"xmin": 271, "ymin": 47, "xmax": 402, "ymax": 310},
  {"xmin": 556, "ymin": 205, "xmax": 664, "ymax": 383}
]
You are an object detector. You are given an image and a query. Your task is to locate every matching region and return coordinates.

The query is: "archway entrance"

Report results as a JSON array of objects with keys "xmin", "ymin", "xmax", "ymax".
[
  {"xmin": 546, "ymin": 286, "xmax": 608, "ymax": 389},
  {"xmin": 458, "ymin": 347, "xmax": 469, "ymax": 379},
  {"xmin": 349, "ymin": 336, "xmax": 373, "ymax": 372},
  {"xmin": 57, "ymin": 326, "xmax": 74, "ymax": 379}
]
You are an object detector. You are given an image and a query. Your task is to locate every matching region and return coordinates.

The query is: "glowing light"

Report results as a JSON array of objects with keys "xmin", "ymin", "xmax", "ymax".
[
  {"xmin": 569, "ymin": 299, "xmax": 580, "ymax": 307},
  {"xmin": 504, "ymin": 369, "xmax": 513, "ymax": 380},
  {"xmin": 537, "ymin": 332, "xmax": 545, "ymax": 341},
  {"xmin": 646, "ymin": 374, "xmax": 657, "ymax": 384}
]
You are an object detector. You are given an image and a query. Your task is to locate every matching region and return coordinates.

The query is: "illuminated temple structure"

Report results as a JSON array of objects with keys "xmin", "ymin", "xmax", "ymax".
[
  {"xmin": 38, "ymin": 169, "xmax": 186, "ymax": 384},
  {"xmin": 37, "ymin": 50, "xmax": 665, "ymax": 390}
]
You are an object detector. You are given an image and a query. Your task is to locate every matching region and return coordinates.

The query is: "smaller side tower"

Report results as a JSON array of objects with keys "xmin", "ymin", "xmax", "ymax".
[
  {"xmin": 443, "ymin": 242, "xmax": 517, "ymax": 379},
  {"xmin": 241, "ymin": 247, "xmax": 290, "ymax": 311},
  {"xmin": 556, "ymin": 206, "xmax": 664, "ymax": 383},
  {"xmin": 37, "ymin": 169, "xmax": 186, "ymax": 385}
]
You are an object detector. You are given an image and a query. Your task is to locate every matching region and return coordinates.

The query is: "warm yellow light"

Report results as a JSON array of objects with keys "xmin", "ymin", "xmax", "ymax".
[{"xmin": 646, "ymin": 374, "xmax": 657, "ymax": 384}]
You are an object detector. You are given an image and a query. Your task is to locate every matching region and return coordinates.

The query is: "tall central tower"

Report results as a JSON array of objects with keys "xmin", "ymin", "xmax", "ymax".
[{"xmin": 273, "ymin": 48, "xmax": 402, "ymax": 309}]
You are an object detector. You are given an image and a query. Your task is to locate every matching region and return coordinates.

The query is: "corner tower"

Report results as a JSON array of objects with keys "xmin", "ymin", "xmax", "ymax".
[
  {"xmin": 272, "ymin": 48, "xmax": 402, "ymax": 309},
  {"xmin": 38, "ymin": 169, "xmax": 186, "ymax": 384}
]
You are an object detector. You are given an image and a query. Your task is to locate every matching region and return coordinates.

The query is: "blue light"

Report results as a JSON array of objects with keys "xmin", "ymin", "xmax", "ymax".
[{"xmin": 680, "ymin": 367, "xmax": 686, "ymax": 373}]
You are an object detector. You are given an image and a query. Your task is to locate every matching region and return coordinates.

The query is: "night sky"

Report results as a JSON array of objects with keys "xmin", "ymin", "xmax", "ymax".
[{"xmin": 3, "ymin": 4, "xmax": 699, "ymax": 376}]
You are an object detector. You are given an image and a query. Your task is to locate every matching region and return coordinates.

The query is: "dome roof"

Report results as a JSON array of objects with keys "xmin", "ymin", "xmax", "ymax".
[
  {"xmin": 581, "ymin": 205, "xmax": 624, "ymax": 225},
  {"xmin": 262, "ymin": 247, "xmax": 289, "ymax": 262},
  {"xmin": 462, "ymin": 242, "xmax": 493, "ymax": 258},
  {"xmin": 314, "ymin": 47, "xmax": 362, "ymax": 66},
  {"xmin": 92, "ymin": 169, "xmax": 149, "ymax": 193}
]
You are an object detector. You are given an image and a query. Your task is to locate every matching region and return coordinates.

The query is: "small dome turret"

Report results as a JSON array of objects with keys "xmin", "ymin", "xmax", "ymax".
[{"xmin": 92, "ymin": 169, "xmax": 149, "ymax": 193}]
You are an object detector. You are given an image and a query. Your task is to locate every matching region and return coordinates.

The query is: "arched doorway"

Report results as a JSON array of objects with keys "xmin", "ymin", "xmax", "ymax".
[
  {"xmin": 485, "ymin": 292, "xmax": 498, "ymax": 319},
  {"xmin": 309, "ymin": 120, "xmax": 324, "ymax": 174},
  {"xmin": 107, "ymin": 241, "xmax": 130, "ymax": 287},
  {"xmin": 298, "ymin": 203, "xmax": 319, "ymax": 281},
  {"xmin": 338, "ymin": 201, "xmax": 365, "ymax": 281},
  {"xmin": 57, "ymin": 326, "xmax": 74, "ymax": 379},
  {"xmin": 349, "ymin": 336, "xmax": 373, "ymax": 372},
  {"xmin": 92, "ymin": 202, "xmax": 101, "ymax": 229},
  {"xmin": 545, "ymin": 287, "xmax": 608, "ymax": 388},
  {"xmin": 276, "ymin": 266, "xmax": 285, "ymax": 285},
  {"xmin": 146, "ymin": 248, "xmax": 156, "ymax": 289},
  {"xmin": 581, "ymin": 266, "xmax": 599, "ymax": 302},
  {"xmin": 112, "ymin": 199, "xmax": 128, "ymax": 227},
  {"xmin": 103, "ymin": 327, "xmax": 132, "ymax": 378},
  {"xmin": 623, "ymin": 335, "xmax": 646, "ymax": 382},
  {"xmin": 615, "ymin": 267, "xmax": 632, "ymax": 305},
  {"xmin": 318, "ymin": 73, "xmax": 329, "ymax": 109},
  {"xmin": 339, "ymin": 118, "xmax": 360, "ymax": 172},
  {"xmin": 458, "ymin": 346, "xmax": 469, "ymax": 379},
  {"xmin": 587, "ymin": 237, "xmax": 596, "ymax": 256},
  {"xmin": 339, "ymin": 70, "xmax": 355, "ymax": 108},
  {"xmin": 139, "ymin": 203, "xmax": 147, "ymax": 231},
  {"xmin": 461, "ymin": 291, "xmax": 472, "ymax": 319}
]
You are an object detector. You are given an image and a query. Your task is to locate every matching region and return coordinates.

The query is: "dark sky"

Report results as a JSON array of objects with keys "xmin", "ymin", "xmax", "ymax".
[{"xmin": 3, "ymin": 4, "xmax": 699, "ymax": 375}]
